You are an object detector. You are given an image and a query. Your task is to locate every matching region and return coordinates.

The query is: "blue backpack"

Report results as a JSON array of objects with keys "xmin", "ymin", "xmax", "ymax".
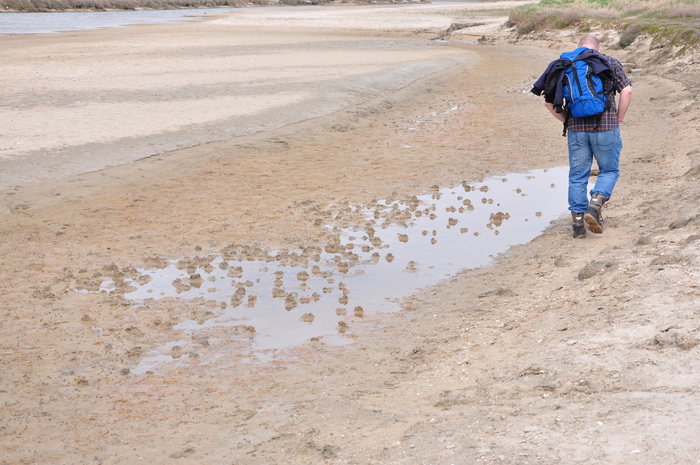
[{"xmin": 561, "ymin": 47, "xmax": 608, "ymax": 118}]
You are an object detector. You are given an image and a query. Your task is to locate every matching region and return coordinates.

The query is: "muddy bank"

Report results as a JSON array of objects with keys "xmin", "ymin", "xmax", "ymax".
[{"xmin": 2, "ymin": 9, "xmax": 700, "ymax": 465}]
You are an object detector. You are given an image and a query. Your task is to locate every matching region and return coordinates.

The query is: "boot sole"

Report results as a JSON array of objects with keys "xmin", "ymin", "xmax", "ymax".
[{"xmin": 584, "ymin": 212, "xmax": 603, "ymax": 234}]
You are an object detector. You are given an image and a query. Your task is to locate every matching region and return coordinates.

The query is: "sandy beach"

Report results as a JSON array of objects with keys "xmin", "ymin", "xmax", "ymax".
[
  {"xmin": 2, "ymin": 2, "xmax": 700, "ymax": 464},
  {"xmin": 0, "ymin": 11, "xmax": 462, "ymax": 189}
]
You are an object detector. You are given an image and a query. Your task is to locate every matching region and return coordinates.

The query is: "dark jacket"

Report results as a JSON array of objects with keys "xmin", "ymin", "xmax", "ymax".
[{"xmin": 531, "ymin": 48, "xmax": 614, "ymax": 112}]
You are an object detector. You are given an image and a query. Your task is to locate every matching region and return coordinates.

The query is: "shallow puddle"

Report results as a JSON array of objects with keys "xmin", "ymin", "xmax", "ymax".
[{"xmin": 93, "ymin": 167, "xmax": 568, "ymax": 372}]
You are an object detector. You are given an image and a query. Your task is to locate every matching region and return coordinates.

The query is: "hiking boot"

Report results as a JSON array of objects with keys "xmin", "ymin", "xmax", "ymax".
[
  {"xmin": 571, "ymin": 211, "xmax": 586, "ymax": 238},
  {"xmin": 584, "ymin": 193, "xmax": 606, "ymax": 234}
]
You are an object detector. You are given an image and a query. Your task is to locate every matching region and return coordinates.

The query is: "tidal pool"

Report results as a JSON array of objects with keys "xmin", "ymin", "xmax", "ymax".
[{"xmin": 92, "ymin": 167, "xmax": 568, "ymax": 372}]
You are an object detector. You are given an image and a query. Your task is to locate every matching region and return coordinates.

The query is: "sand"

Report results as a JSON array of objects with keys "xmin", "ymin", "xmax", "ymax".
[
  {"xmin": 0, "ymin": 18, "xmax": 464, "ymax": 189},
  {"xmin": 2, "ymin": 2, "xmax": 700, "ymax": 464}
]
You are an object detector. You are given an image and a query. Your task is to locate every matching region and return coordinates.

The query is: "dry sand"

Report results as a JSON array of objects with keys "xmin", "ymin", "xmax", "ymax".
[{"xmin": 2, "ymin": 3, "xmax": 700, "ymax": 464}]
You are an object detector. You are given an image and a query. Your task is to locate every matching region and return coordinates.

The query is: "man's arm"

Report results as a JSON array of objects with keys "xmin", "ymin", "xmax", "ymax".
[
  {"xmin": 544, "ymin": 102, "xmax": 566, "ymax": 123},
  {"xmin": 617, "ymin": 85, "xmax": 632, "ymax": 123}
]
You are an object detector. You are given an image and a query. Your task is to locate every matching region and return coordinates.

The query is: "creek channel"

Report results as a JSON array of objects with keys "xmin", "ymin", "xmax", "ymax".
[{"xmin": 91, "ymin": 167, "xmax": 569, "ymax": 372}]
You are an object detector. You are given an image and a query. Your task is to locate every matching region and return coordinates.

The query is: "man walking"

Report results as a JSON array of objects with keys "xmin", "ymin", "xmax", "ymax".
[{"xmin": 537, "ymin": 35, "xmax": 632, "ymax": 238}]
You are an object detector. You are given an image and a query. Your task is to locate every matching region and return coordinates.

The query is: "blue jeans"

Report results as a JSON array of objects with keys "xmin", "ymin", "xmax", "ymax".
[{"xmin": 567, "ymin": 128, "xmax": 622, "ymax": 213}]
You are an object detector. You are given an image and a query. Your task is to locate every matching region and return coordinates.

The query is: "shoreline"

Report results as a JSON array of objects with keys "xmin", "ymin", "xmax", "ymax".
[
  {"xmin": 0, "ymin": 2, "xmax": 530, "ymax": 192},
  {"xmin": 0, "ymin": 0, "xmax": 449, "ymax": 15}
]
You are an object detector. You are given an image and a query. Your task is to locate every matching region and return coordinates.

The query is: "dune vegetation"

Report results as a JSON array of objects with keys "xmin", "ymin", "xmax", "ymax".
[{"xmin": 508, "ymin": 0, "xmax": 700, "ymax": 52}]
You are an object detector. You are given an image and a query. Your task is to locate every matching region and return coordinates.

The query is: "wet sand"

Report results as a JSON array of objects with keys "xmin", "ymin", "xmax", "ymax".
[
  {"xmin": 0, "ymin": 3, "xmax": 510, "ymax": 190},
  {"xmin": 2, "ymin": 3, "xmax": 700, "ymax": 464}
]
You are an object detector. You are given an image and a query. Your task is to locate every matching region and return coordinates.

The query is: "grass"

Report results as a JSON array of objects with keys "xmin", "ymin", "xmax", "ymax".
[
  {"xmin": 507, "ymin": 0, "xmax": 700, "ymax": 54},
  {"xmin": 507, "ymin": 5, "xmax": 620, "ymax": 35}
]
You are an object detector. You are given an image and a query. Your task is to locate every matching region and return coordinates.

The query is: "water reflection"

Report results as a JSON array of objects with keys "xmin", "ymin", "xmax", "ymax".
[{"xmin": 89, "ymin": 167, "xmax": 568, "ymax": 372}]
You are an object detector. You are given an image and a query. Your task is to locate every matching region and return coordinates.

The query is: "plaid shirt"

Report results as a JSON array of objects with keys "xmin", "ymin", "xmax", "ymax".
[{"xmin": 567, "ymin": 55, "xmax": 631, "ymax": 132}]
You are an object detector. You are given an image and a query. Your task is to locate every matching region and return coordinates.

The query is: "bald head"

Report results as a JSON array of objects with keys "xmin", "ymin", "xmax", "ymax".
[{"xmin": 578, "ymin": 35, "xmax": 600, "ymax": 50}]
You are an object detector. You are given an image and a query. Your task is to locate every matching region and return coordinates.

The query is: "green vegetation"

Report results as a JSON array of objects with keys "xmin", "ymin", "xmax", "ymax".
[{"xmin": 507, "ymin": 0, "xmax": 700, "ymax": 53}]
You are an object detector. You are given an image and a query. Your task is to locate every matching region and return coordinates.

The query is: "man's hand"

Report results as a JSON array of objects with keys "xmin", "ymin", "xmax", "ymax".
[{"xmin": 617, "ymin": 85, "xmax": 632, "ymax": 123}]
